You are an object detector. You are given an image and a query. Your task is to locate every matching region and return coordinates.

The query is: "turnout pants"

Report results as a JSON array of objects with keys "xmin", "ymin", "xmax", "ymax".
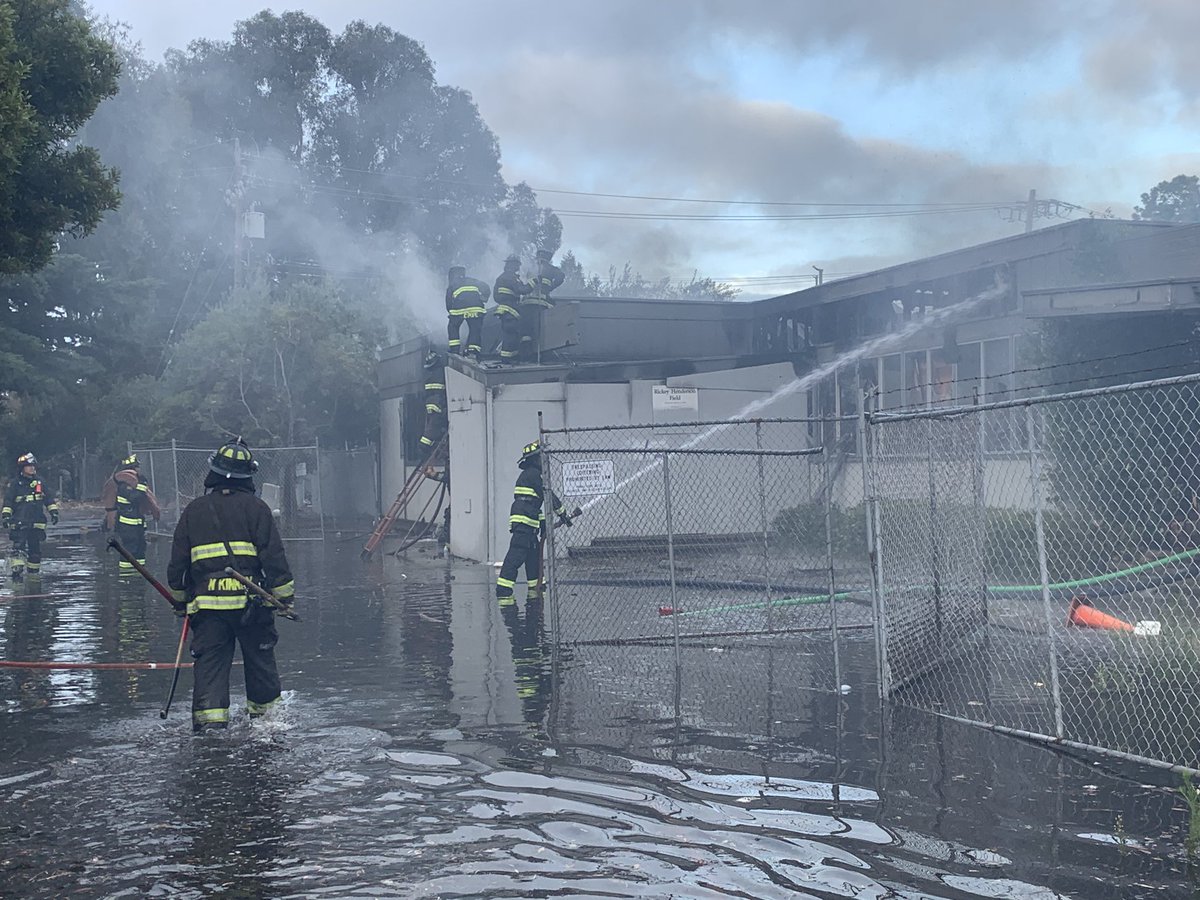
[
  {"xmin": 498, "ymin": 312, "xmax": 522, "ymax": 360},
  {"xmin": 190, "ymin": 605, "xmax": 282, "ymax": 732},
  {"xmin": 9, "ymin": 526, "xmax": 43, "ymax": 577},
  {"xmin": 496, "ymin": 526, "xmax": 541, "ymax": 606},
  {"xmin": 447, "ymin": 312, "xmax": 483, "ymax": 356},
  {"xmin": 115, "ymin": 521, "xmax": 146, "ymax": 573}
]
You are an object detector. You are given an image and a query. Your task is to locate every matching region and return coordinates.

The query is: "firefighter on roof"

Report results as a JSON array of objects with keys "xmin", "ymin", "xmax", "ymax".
[
  {"xmin": 445, "ymin": 265, "xmax": 491, "ymax": 359},
  {"xmin": 519, "ymin": 249, "xmax": 565, "ymax": 362},
  {"xmin": 493, "ymin": 255, "xmax": 532, "ymax": 364}
]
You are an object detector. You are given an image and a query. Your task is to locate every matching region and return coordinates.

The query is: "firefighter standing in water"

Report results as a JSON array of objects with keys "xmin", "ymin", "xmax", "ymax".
[
  {"xmin": 2, "ymin": 452, "xmax": 58, "ymax": 581},
  {"xmin": 518, "ymin": 249, "xmax": 565, "ymax": 362},
  {"xmin": 101, "ymin": 452, "xmax": 161, "ymax": 574},
  {"xmin": 496, "ymin": 441, "xmax": 570, "ymax": 607},
  {"xmin": 493, "ymin": 255, "xmax": 531, "ymax": 364},
  {"xmin": 445, "ymin": 265, "xmax": 491, "ymax": 359},
  {"xmin": 167, "ymin": 438, "xmax": 295, "ymax": 733}
]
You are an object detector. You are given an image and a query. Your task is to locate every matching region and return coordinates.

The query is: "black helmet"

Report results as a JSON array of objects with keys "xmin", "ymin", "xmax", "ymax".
[
  {"xmin": 209, "ymin": 436, "xmax": 258, "ymax": 479},
  {"xmin": 423, "ymin": 349, "xmax": 442, "ymax": 369},
  {"xmin": 448, "ymin": 265, "xmax": 466, "ymax": 280},
  {"xmin": 16, "ymin": 452, "xmax": 36, "ymax": 470},
  {"xmin": 535, "ymin": 249, "xmax": 552, "ymax": 262},
  {"xmin": 518, "ymin": 440, "xmax": 541, "ymax": 465},
  {"xmin": 120, "ymin": 452, "xmax": 139, "ymax": 469},
  {"xmin": 503, "ymin": 254, "xmax": 520, "ymax": 271}
]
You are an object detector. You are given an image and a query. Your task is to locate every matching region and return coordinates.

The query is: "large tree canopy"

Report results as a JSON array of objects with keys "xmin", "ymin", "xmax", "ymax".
[{"xmin": 0, "ymin": 0, "xmax": 120, "ymax": 274}]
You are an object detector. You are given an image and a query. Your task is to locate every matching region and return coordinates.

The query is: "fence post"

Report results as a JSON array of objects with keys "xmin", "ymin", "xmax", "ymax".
[
  {"xmin": 1027, "ymin": 404, "xmax": 1065, "ymax": 739},
  {"xmin": 662, "ymin": 452, "xmax": 680, "ymax": 664},
  {"xmin": 171, "ymin": 439, "xmax": 180, "ymax": 536},
  {"xmin": 541, "ymin": 412, "xmax": 560, "ymax": 643},
  {"xmin": 823, "ymin": 449, "xmax": 842, "ymax": 692},
  {"xmin": 314, "ymin": 436, "xmax": 325, "ymax": 541},
  {"xmin": 860, "ymin": 393, "xmax": 890, "ymax": 700},
  {"xmin": 755, "ymin": 421, "xmax": 774, "ymax": 633},
  {"xmin": 927, "ymin": 417, "xmax": 942, "ymax": 648}
]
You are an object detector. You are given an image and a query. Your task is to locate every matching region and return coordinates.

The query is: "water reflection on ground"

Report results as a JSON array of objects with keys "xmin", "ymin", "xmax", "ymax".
[{"xmin": 0, "ymin": 524, "xmax": 1194, "ymax": 898}]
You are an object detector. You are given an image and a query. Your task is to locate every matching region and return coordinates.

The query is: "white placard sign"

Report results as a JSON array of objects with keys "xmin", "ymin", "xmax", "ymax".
[
  {"xmin": 562, "ymin": 459, "xmax": 615, "ymax": 496},
  {"xmin": 652, "ymin": 385, "xmax": 698, "ymax": 410}
]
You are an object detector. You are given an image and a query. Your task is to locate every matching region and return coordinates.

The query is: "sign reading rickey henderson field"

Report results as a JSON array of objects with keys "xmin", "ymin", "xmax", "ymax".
[
  {"xmin": 652, "ymin": 385, "xmax": 698, "ymax": 411},
  {"xmin": 561, "ymin": 459, "xmax": 616, "ymax": 496}
]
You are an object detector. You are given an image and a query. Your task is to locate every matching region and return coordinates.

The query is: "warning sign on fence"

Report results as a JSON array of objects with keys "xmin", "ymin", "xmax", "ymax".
[
  {"xmin": 652, "ymin": 385, "xmax": 698, "ymax": 410},
  {"xmin": 561, "ymin": 459, "xmax": 616, "ymax": 496}
]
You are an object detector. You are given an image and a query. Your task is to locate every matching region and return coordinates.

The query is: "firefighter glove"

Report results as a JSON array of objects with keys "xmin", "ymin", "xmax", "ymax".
[
  {"xmin": 171, "ymin": 602, "xmax": 188, "ymax": 618},
  {"xmin": 0, "ymin": 515, "xmax": 9, "ymax": 530},
  {"xmin": 50, "ymin": 510, "xmax": 59, "ymax": 525},
  {"xmin": 556, "ymin": 514, "xmax": 574, "ymax": 528}
]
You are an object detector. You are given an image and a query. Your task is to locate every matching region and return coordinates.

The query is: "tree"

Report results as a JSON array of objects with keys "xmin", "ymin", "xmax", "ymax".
[
  {"xmin": 155, "ymin": 277, "xmax": 387, "ymax": 447},
  {"xmin": 557, "ymin": 251, "xmax": 739, "ymax": 301},
  {"xmin": 1133, "ymin": 174, "xmax": 1200, "ymax": 224},
  {"xmin": 0, "ymin": 0, "xmax": 121, "ymax": 274}
]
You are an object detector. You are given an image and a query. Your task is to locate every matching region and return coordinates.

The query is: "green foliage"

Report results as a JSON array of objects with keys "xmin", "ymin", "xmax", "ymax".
[
  {"xmin": 771, "ymin": 500, "xmax": 866, "ymax": 558},
  {"xmin": 1180, "ymin": 772, "xmax": 1200, "ymax": 858},
  {"xmin": 559, "ymin": 251, "xmax": 739, "ymax": 301},
  {"xmin": 1133, "ymin": 174, "xmax": 1200, "ymax": 224},
  {"xmin": 0, "ymin": 0, "xmax": 120, "ymax": 274},
  {"xmin": 155, "ymin": 277, "xmax": 387, "ymax": 447}
]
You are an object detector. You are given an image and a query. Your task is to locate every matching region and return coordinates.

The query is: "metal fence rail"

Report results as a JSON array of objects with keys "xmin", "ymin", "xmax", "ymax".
[
  {"xmin": 866, "ymin": 372, "xmax": 1200, "ymax": 773},
  {"xmin": 540, "ymin": 418, "xmax": 867, "ymax": 693}
]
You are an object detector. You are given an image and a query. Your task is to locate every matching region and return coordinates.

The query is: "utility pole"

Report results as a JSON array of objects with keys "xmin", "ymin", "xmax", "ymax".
[
  {"xmin": 233, "ymin": 137, "xmax": 244, "ymax": 290},
  {"xmin": 812, "ymin": 265, "xmax": 824, "ymax": 286},
  {"xmin": 1025, "ymin": 189, "xmax": 1036, "ymax": 234}
]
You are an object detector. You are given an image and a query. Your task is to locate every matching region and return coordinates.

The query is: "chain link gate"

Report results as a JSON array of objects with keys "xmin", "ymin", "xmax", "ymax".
[
  {"xmin": 866, "ymin": 372, "xmax": 1200, "ymax": 773},
  {"xmin": 136, "ymin": 443, "xmax": 325, "ymax": 541},
  {"xmin": 539, "ymin": 418, "xmax": 872, "ymax": 693}
]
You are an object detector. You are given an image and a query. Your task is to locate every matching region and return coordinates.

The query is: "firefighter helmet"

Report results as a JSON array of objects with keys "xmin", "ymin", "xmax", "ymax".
[
  {"xmin": 16, "ymin": 452, "xmax": 36, "ymax": 470},
  {"xmin": 535, "ymin": 249, "xmax": 552, "ymax": 262},
  {"xmin": 448, "ymin": 265, "xmax": 466, "ymax": 280},
  {"xmin": 120, "ymin": 452, "xmax": 139, "ymax": 469},
  {"xmin": 209, "ymin": 437, "xmax": 258, "ymax": 479},
  {"xmin": 503, "ymin": 254, "xmax": 520, "ymax": 271},
  {"xmin": 423, "ymin": 350, "xmax": 442, "ymax": 369},
  {"xmin": 518, "ymin": 440, "xmax": 541, "ymax": 465}
]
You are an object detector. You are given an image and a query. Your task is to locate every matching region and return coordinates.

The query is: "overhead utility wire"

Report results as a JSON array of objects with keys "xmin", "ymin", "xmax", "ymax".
[{"xmin": 245, "ymin": 153, "xmax": 1017, "ymax": 210}]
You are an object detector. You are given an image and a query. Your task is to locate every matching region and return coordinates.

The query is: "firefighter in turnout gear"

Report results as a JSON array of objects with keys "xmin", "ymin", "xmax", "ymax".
[
  {"xmin": 419, "ymin": 350, "xmax": 449, "ymax": 475},
  {"xmin": 2, "ymin": 453, "xmax": 58, "ymax": 581},
  {"xmin": 496, "ymin": 441, "xmax": 569, "ymax": 607},
  {"xmin": 167, "ymin": 438, "xmax": 295, "ymax": 733},
  {"xmin": 445, "ymin": 265, "xmax": 491, "ymax": 359},
  {"xmin": 519, "ymin": 249, "xmax": 565, "ymax": 361},
  {"xmin": 493, "ymin": 255, "xmax": 532, "ymax": 363},
  {"xmin": 101, "ymin": 453, "xmax": 161, "ymax": 574}
]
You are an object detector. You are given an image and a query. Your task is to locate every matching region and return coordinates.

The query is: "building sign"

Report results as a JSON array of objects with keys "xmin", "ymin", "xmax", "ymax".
[
  {"xmin": 652, "ymin": 385, "xmax": 698, "ymax": 411},
  {"xmin": 561, "ymin": 459, "xmax": 615, "ymax": 496}
]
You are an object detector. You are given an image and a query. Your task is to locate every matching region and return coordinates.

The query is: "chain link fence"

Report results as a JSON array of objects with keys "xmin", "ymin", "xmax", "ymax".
[
  {"xmin": 540, "ymin": 418, "xmax": 873, "ymax": 693},
  {"xmin": 132, "ymin": 442, "xmax": 375, "ymax": 541},
  {"xmin": 866, "ymin": 372, "xmax": 1200, "ymax": 772}
]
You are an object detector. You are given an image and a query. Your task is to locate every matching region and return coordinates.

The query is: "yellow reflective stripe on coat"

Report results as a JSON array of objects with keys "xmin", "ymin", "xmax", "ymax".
[
  {"xmin": 424, "ymin": 382, "xmax": 445, "ymax": 391},
  {"xmin": 272, "ymin": 580, "xmax": 295, "ymax": 600},
  {"xmin": 453, "ymin": 285, "xmax": 481, "ymax": 298},
  {"xmin": 494, "ymin": 304, "xmax": 519, "ymax": 317},
  {"xmin": 448, "ymin": 306, "xmax": 486, "ymax": 316},
  {"xmin": 514, "ymin": 486, "xmax": 538, "ymax": 498},
  {"xmin": 510, "ymin": 514, "xmax": 540, "ymax": 528},
  {"xmin": 425, "ymin": 403, "xmax": 443, "ymax": 414},
  {"xmin": 118, "ymin": 516, "xmax": 144, "ymax": 526},
  {"xmin": 190, "ymin": 541, "xmax": 259, "ymax": 563},
  {"xmin": 189, "ymin": 595, "xmax": 249, "ymax": 611}
]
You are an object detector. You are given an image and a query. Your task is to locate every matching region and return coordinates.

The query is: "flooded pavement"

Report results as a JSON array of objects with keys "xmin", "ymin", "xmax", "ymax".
[{"xmin": 0, "ymin": 521, "xmax": 1197, "ymax": 898}]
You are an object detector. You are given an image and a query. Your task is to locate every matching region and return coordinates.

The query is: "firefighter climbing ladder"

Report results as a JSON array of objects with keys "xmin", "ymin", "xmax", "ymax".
[{"xmin": 361, "ymin": 435, "xmax": 448, "ymax": 560}]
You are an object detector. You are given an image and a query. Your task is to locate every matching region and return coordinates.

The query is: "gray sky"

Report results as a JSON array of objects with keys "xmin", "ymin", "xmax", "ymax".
[{"xmin": 87, "ymin": 1, "xmax": 1200, "ymax": 295}]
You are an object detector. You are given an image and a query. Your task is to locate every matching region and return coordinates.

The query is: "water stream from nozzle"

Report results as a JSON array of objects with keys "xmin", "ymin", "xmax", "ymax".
[{"xmin": 574, "ymin": 281, "xmax": 1006, "ymax": 512}]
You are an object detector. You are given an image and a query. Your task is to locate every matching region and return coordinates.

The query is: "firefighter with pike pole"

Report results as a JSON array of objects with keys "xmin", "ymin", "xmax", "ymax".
[
  {"xmin": 166, "ymin": 437, "xmax": 297, "ymax": 733},
  {"xmin": 101, "ymin": 452, "xmax": 161, "ymax": 575}
]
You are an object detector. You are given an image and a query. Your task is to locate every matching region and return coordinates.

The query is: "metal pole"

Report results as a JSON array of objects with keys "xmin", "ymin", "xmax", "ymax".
[
  {"xmin": 823, "ymin": 450, "xmax": 842, "ymax": 692},
  {"xmin": 1027, "ymin": 404, "xmax": 1065, "ymax": 739},
  {"xmin": 540, "ymin": 411, "xmax": 559, "ymax": 641},
  {"xmin": 315, "ymin": 436, "xmax": 325, "ymax": 541},
  {"xmin": 756, "ymin": 421, "xmax": 774, "ymax": 633},
  {"xmin": 663, "ymin": 452, "xmax": 680, "ymax": 665},
  {"xmin": 171, "ymin": 439, "xmax": 180, "ymax": 537},
  {"xmin": 927, "ymin": 417, "xmax": 942, "ymax": 648},
  {"xmin": 860, "ymin": 391, "xmax": 890, "ymax": 700}
]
